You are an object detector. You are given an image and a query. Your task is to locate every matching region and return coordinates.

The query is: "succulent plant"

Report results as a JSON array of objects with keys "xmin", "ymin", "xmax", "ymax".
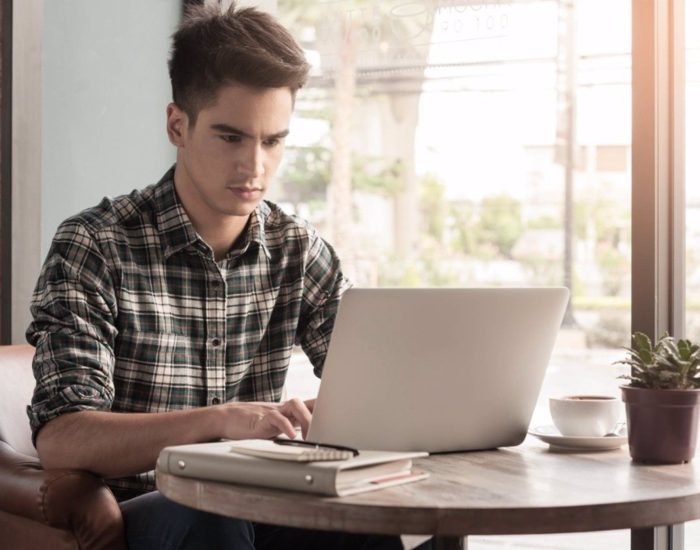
[{"xmin": 617, "ymin": 332, "xmax": 700, "ymax": 390}]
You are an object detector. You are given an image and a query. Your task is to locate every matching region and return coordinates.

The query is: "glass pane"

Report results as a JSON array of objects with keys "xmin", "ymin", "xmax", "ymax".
[{"xmin": 279, "ymin": 2, "xmax": 632, "ymax": 546}]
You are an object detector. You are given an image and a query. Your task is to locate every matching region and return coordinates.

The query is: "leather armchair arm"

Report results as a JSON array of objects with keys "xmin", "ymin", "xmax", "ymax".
[{"xmin": 0, "ymin": 440, "xmax": 127, "ymax": 550}]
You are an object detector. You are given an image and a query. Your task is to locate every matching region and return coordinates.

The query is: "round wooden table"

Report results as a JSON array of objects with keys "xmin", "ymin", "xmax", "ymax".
[{"xmin": 156, "ymin": 441, "xmax": 700, "ymax": 549}]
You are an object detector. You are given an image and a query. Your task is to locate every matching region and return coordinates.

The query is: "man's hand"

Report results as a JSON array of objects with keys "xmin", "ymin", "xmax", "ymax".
[{"xmin": 218, "ymin": 398, "xmax": 313, "ymax": 440}]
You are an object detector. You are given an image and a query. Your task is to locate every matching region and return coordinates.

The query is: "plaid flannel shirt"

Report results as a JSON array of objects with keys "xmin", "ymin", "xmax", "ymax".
[{"xmin": 26, "ymin": 167, "xmax": 350, "ymax": 499}]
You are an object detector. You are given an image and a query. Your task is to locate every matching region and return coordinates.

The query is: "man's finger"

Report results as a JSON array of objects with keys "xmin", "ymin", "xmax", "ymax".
[
  {"xmin": 267, "ymin": 410, "xmax": 297, "ymax": 439},
  {"xmin": 281, "ymin": 398, "xmax": 312, "ymax": 439}
]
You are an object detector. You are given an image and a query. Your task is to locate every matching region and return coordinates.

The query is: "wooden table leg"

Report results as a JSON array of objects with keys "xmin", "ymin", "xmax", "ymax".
[
  {"xmin": 631, "ymin": 524, "xmax": 684, "ymax": 550},
  {"xmin": 433, "ymin": 536, "xmax": 466, "ymax": 550}
]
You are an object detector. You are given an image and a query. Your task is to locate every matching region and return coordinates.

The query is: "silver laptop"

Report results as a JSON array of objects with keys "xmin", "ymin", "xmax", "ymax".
[{"xmin": 307, "ymin": 287, "xmax": 569, "ymax": 452}]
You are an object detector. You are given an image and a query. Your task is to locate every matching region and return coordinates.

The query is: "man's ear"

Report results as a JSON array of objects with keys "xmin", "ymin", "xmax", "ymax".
[{"xmin": 166, "ymin": 103, "xmax": 189, "ymax": 146}]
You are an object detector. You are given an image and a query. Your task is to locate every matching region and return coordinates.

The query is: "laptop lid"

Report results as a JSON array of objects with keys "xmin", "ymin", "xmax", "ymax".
[{"xmin": 307, "ymin": 287, "xmax": 569, "ymax": 452}]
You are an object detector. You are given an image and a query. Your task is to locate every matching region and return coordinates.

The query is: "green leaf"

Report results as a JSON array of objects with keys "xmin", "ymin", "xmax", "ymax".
[{"xmin": 617, "ymin": 331, "xmax": 700, "ymax": 390}]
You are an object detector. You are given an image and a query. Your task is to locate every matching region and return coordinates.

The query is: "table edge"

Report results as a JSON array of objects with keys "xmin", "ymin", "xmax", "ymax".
[{"xmin": 156, "ymin": 471, "xmax": 700, "ymax": 536}]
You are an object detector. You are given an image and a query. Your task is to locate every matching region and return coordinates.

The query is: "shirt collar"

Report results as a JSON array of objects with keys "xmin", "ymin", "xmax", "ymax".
[
  {"xmin": 154, "ymin": 168, "xmax": 200, "ymax": 259},
  {"xmin": 154, "ymin": 167, "xmax": 271, "ymax": 261},
  {"xmin": 234, "ymin": 201, "xmax": 271, "ymax": 260}
]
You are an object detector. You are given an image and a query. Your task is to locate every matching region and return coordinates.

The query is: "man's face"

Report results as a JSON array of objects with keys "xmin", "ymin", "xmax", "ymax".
[{"xmin": 167, "ymin": 84, "xmax": 293, "ymax": 222}]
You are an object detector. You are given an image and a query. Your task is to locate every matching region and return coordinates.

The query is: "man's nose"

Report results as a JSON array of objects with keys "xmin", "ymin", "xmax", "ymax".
[{"xmin": 237, "ymin": 143, "xmax": 265, "ymax": 179}]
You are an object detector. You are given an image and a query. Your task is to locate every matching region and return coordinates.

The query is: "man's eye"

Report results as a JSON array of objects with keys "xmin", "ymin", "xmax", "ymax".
[
  {"xmin": 221, "ymin": 135, "xmax": 242, "ymax": 143},
  {"xmin": 263, "ymin": 138, "xmax": 281, "ymax": 147}
]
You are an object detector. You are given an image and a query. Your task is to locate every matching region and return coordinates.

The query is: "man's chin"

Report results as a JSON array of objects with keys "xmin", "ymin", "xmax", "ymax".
[{"xmin": 222, "ymin": 203, "xmax": 260, "ymax": 218}]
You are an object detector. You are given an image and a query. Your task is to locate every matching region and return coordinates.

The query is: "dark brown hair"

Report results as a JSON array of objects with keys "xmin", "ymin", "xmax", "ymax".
[{"xmin": 168, "ymin": 1, "xmax": 310, "ymax": 124}]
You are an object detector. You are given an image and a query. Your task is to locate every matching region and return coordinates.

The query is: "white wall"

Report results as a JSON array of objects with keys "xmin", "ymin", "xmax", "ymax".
[
  {"xmin": 41, "ymin": 0, "xmax": 179, "ymax": 258},
  {"xmin": 7, "ymin": 0, "xmax": 179, "ymax": 343}
]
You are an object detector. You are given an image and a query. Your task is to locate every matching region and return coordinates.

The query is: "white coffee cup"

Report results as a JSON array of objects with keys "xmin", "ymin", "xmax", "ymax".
[{"xmin": 549, "ymin": 395, "xmax": 623, "ymax": 437}]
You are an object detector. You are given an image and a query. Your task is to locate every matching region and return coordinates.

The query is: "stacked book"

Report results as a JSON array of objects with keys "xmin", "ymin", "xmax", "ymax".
[{"xmin": 157, "ymin": 439, "xmax": 428, "ymax": 497}]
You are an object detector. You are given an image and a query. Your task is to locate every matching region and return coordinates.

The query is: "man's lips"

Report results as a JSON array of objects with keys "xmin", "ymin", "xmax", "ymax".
[{"xmin": 229, "ymin": 187, "xmax": 263, "ymax": 200}]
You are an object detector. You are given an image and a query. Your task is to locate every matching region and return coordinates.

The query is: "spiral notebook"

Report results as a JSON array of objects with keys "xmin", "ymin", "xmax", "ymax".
[{"xmin": 229, "ymin": 439, "xmax": 354, "ymax": 462}]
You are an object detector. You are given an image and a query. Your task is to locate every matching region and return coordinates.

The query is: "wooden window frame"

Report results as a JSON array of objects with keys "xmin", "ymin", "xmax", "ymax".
[{"xmin": 0, "ymin": 0, "xmax": 12, "ymax": 344}]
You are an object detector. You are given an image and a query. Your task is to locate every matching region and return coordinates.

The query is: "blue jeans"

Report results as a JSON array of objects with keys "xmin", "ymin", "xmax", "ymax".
[{"xmin": 119, "ymin": 491, "xmax": 421, "ymax": 549}]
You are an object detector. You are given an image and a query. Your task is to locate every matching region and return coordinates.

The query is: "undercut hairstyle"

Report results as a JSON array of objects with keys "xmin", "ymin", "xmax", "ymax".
[{"xmin": 168, "ymin": 1, "xmax": 310, "ymax": 125}]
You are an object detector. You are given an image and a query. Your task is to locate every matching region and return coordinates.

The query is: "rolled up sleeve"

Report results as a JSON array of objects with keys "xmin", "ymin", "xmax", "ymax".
[
  {"xmin": 295, "ymin": 231, "xmax": 351, "ymax": 376},
  {"xmin": 26, "ymin": 220, "xmax": 118, "ymax": 445}
]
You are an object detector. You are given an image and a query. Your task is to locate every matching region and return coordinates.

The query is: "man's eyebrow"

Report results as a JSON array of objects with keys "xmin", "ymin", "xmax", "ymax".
[{"xmin": 210, "ymin": 124, "xmax": 289, "ymax": 140}]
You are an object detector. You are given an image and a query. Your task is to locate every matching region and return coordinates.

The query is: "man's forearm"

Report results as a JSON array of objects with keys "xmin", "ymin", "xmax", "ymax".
[
  {"xmin": 35, "ymin": 399, "xmax": 312, "ymax": 479},
  {"xmin": 36, "ymin": 407, "xmax": 223, "ymax": 478}
]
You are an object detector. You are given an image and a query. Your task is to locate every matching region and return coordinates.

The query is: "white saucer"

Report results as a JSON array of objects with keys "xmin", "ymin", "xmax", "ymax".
[{"xmin": 528, "ymin": 424, "xmax": 628, "ymax": 452}]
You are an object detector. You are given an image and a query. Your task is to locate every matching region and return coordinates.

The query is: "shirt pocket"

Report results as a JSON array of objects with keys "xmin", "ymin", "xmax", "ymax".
[{"xmin": 112, "ymin": 331, "xmax": 205, "ymax": 412}]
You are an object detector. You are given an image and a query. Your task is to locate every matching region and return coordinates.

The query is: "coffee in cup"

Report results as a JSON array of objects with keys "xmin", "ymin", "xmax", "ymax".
[{"xmin": 549, "ymin": 395, "xmax": 623, "ymax": 437}]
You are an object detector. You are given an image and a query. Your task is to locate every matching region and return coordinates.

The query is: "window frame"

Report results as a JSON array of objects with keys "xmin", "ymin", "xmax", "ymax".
[
  {"xmin": 631, "ymin": 0, "xmax": 686, "ymax": 340},
  {"xmin": 0, "ymin": 0, "xmax": 12, "ymax": 344}
]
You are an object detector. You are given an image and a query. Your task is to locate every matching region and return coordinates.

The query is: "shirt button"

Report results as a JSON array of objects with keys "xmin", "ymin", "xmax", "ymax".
[
  {"xmin": 211, "ymin": 397, "xmax": 221, "ymax": 405},
  {"xmin": 212, "ymin": 338, "xmax": 222, "ymax": 347}
]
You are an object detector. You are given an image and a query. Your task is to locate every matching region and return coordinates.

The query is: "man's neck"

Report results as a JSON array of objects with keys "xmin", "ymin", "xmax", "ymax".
[
  {"xmin": 194, "ymin": 214, "xmax": 250, "ymax": 262},
  {"xmin": 173, "ymin": 169, "xmax": 251, "ymax": 262}
]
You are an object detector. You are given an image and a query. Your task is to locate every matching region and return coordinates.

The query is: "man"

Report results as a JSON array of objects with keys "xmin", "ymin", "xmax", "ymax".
[{"xmin": 27, "ymin": 3, "xmax": 407, "ymax": 549}]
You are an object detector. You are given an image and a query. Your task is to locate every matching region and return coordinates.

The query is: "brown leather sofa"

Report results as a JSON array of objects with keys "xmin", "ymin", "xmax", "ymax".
[{"xmin": 0, "ymin": 345, "xmax": 127, "ymax": 550}]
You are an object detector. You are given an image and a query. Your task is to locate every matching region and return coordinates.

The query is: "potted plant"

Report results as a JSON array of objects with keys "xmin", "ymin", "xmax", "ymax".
[{"xmin": 617, "ymin": 332, "xmax": 700, "ymax": 463}]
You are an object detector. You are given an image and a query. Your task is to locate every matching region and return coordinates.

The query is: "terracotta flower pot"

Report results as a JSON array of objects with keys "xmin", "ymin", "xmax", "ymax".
[{"xmin": 621, "ymin": 386, "xmax": 700, "ymax": 464}]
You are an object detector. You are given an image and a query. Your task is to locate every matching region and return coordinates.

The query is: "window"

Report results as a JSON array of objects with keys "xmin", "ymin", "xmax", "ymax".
[{"xmin": 279, "ymin": 1, "xmax": 632, "ymax": 408}]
